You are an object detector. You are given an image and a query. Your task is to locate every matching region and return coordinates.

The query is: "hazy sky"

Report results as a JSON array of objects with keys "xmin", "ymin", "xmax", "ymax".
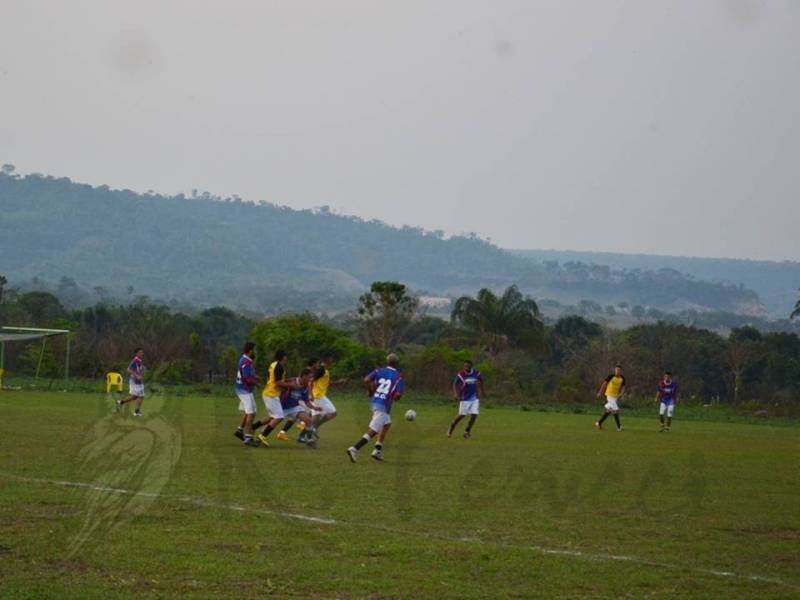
[{"xmin": 2, "ymin": 1, "xmax": 799, "ymax": 261}]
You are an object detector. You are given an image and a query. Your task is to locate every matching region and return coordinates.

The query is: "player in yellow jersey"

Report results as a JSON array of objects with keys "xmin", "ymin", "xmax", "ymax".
[
  {"xmin": 309, "ymin": 355, "xmax": 347, "ymax": 433},
  {"xmin": 252, "ymin": 350, "xmax": 300, "ymax": 445},
  {"xmin": 595, "ymin": 364, "xmax": 625, "ymax": 431}
]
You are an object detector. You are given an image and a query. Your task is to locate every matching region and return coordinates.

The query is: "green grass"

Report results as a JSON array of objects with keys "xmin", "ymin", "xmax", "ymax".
[{"xmin": 1, "ymin": 389, "xmax": 798, "ymax": 599}]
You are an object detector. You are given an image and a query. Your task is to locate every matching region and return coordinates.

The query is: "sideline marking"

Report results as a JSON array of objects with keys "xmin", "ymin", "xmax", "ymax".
[{"xmin": 1, "ymin": 472, "xmax": 795, "ymax": 589}]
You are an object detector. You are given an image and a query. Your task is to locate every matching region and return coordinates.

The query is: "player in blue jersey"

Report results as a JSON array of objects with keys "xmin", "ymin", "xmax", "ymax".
[
  {"xmin": 346, "ymin": 353, "xmax": 404, "ymax": 462},
  {"xmin": 257, "ymin": 368, "xmax": 318, "ymax": 448},
  {"xmin": 447, "ymin": 360, "xmax": 485, "ymax": 439},
  {"xmin": 233, "ymin": 342, "xmax": 261, "ymax": 447},
  {"xmin": 116, "ymin": 348, "xmax": 145, "ymax": 416},
  {"xmin": 656, "ymin": 371, "xmax": 679, "ymax": 432}
]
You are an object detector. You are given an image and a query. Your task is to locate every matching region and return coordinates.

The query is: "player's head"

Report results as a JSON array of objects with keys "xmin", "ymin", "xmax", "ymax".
[
  {"xmin": 274, "ymin": 350, "xmax": 287, "ymax": 363},
  {"xmin": 299, "ymin": 367, "xmax": 312, "ymax": 383},
  {"xmin": 463, "ymin": 359, "xmax": 473, "ymax": 371},
  {"xmin": 386, "ymin": 353, "xmax": 400, "ymax": 368},
  {"xmin": 614, "ymin": 364, "xmax": 623, "ymax": 375},
  {"xmin": 664, "ymin": 370, "xmax": 672, "ymax": 381},
  {"xmin": 134, "ymin": 347, "xmax": 144, "ymax": 357},
  {"xmin": 242, "ymin": 341, "xmax": 256, "ymax": 357}
]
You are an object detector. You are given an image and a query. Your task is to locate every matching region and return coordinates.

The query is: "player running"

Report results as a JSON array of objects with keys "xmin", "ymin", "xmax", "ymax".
[
  {"xmin": 346, "ymin": 353, "xmax": 404, "ymax": 463},
  {"xmin": 277, "ymin": 358, "xmax": 319, "ymax": 442},
  {"xmin": 233, "ymin": 342, "xmax": 261, "ymax": 447},
  {"xmin": 595, "ymin": 364, "xmax": 625, "ymax": 431},
  {"xmin": 447, "ymin": 359, "xmax": 485, "ymax": 439},
  {"xmin": 116, "ymin": 348, "xmax": 145, "ymax": 416},
  {"xmin": 656, "ymin": 371, "xmax": 679, "ymax": 432},
  {"xmin": 252, "ymin": 350, "xmax": 292, "ymax": 443}
]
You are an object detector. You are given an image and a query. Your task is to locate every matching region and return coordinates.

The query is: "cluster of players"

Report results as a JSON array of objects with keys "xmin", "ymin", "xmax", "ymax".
[{"xmin": 115, "ymin": 347, "xmax": 681, "ymax": 461}]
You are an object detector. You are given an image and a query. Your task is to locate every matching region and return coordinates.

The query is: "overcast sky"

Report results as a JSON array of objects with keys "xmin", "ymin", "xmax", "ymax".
[{"xmin": 1, "ymin": 1, "xmax": 799, "ymax": 261}]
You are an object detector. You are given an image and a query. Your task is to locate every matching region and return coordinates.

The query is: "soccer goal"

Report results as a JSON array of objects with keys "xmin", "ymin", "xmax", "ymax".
[{"xmin": 0, "ymin": 326, "xmax": 71, "ymax": 387}]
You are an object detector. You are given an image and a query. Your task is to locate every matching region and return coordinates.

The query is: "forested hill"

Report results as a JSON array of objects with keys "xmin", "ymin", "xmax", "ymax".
[
  {"xmin": 512, "ymin": 249, "xmax": 799, "ymax": 318},
  {"xmin": 0, "ymin": 171, "xmax": 539, "ymax": 307},
  {"xmin": 0, "ymin": 171, "xmax": 767, "ymax": 316}
]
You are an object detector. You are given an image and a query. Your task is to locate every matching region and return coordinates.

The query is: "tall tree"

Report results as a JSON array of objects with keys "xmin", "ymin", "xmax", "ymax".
[
  {"xmin": 0, "ymin": 275, "xmax": 7, "ymax": 304},
  {"xmin": 791, "ymin": 290, "xmax": 800, "ymax": 320},
  {"xmin": 451, "ymin": 285, "xmax": 544, "ymax": 356},
  {"xmin": 356, "ymin": 281, "xmax": 419, "ymax": 351}
]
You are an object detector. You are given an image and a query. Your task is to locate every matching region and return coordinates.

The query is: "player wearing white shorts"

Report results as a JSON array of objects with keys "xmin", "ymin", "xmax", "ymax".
[
  {"xmin": 233, "ymin": 342, "xmax": 261, "ymax": 447},
  {"xmin": 595, "ymin": 364, "xmax": 625, "ymax": 431},
  {"xmin": 252, "ymin": 350, "xmax": 294, "ymax": 446},
  {"xmin": 116, "ymin": 348, "xmax": 145, "ymax": 416},
  {"xmin": 656, "ymin": 371, "xmax": 679, "ymax": 432},
  {"xmin": 447, "ymin": 360, "xmax": 485, "ymax": 439},
  {"xmin": 261, "ymin": 369, "xmax": 317, "ymax": 448},
  {"xmin": 346, "ymin": 354, "xmax": 405, "ymax": 463},
  {"xmin": 309, "ymin": 355, "xmax": 347, "ymax": 432}
]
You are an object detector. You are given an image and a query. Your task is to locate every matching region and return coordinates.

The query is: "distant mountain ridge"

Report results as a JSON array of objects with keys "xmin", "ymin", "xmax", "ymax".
[
  {"xmin": 511, "ymin": 249, "xmax": 798, "ymax": 318},
  {"xmin": 0, "ymin": 170, "xmax": 772, "ymax": 317}
]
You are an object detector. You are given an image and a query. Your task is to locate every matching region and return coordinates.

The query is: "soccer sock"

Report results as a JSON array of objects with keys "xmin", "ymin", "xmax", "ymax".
[
  {"xmin": 236, "ymin": 426, "xmax": 244, "ymax": 432},
  {"xmin": 375, "ymin": 442, "xmax": 383, "ymax": 450},
  {"xmin": 252, "ymin": 420, "xmax": 263, "ymax": 430},
  {"xmin": 598, "ymin": 412, "xmax": 610, "ymax": 424},
  {"xmin": 354, "ymin": 435, "xmax": 370, "ymax": 450},
  {"xmin": 282, "ymin": 420, "xmax": 294, "ymax": 432},
  {"xmin": 613, "ymin": 414, "xmax": 621, "ymax": 428},
  {"xmin": 667, "ymin": 417, "xmax": 672, "ymax": 427},
  {"xmin": 261, "ymin": 424, "xmax": 275, "ymax": 437}
]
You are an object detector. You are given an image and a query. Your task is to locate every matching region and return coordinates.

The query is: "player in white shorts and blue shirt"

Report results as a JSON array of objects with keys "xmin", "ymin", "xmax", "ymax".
[
  {"xmin": 233, "ymin": 342, "xmax": 261, "ymax": 447},
  {"xmin": 447, "ymin": 360, "xmax": 485, "ymax": 439},
  {"xmin": 656, "ymin": 371, "xmax": 679, "ymax": 432},
  {"xmin": 116, "ymin": 348, "xmax": 145, "ymax": 416},
  {"xmin": 346, "ymin": 353, "xmax": 404, "ymax": 463},
  {"xmin": 595, "ymin": 364, "xmax": 625, "ymax": 431}
]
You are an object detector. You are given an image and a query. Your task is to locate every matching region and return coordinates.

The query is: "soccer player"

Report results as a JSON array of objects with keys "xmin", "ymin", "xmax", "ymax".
[
  {"xmin": 595, "ymin": 364, "xmax": 625, "ymax": 431},
  {"xmin": 309, "ymin": 355, "xmax": 346, "ymax": 432},
  {"xmin": 258, "ymin": 368, "xmax": 317, "ymax": 447},
  {"xmin": 252, "ymin": 352, "xmax": 304, "ymax": 446},
  {"xmin": 233, "ymin": 342, "xmax": 261, "ymax": 447},
  {"xmin": 277, "ymin": 358, "xmax": 319, "ymax": 442},
  {"xmin": 116, "ymin": 348, "xmax": 145, "ymax": 416},
  {"xmin": 447, "ymin": 359, "xmax": 485, "ymax": 439},
  {"xmin": 656, "ymin": 371, "xmax": 679, "ymax": 432},
  {"xmin": 346, "ymin": 353, "xmax": 404, "ymax": 463}
]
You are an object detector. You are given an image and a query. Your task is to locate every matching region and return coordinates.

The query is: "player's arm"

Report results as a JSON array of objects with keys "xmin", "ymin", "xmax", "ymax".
[
  {"xmin": 597, "ymin": 379, "xmax": 608, "ymax": 398},
  {"xmin": 363, "ymin": 373, "xmax": 376, "ymax": 396},
  {"xmin": 453, "ymin": 378, "xmax": 460, "ymax": 401}
]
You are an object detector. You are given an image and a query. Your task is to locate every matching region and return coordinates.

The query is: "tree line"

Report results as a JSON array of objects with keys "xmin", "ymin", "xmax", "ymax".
[{"xmin": 1, "ymin": 280, "xmax": 798, "ymax": 410}]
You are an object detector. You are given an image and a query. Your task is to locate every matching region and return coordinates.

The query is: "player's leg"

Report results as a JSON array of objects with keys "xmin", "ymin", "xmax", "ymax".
[
  {"xmin": 659, "ymin": 402, "xmax": 666, "ymax": 431},
  {"xmin": 463, "ymin": 400, "xmax": 479, "ymax": 438},
  {"xmin": 613, "ymin": 410, "xmax": 622, "ymax": 431},
  {"xmin": 449, "ymin": 401, "xmax": 470, "ymax": 436},
  {"xmin": 372, "ymin": 422, "xmax": 391, "ymax": 461},
  {"xmin": 595, "ymin": 410, "xmax": 610, "ymax": 429},
  {"xmin": 277, "ymin": 419, "xmax": 295, "ymax": 441},
  {"xmin": 666, "ymin": 403, "xmax": 674, "ymax": 431},
  {"xmin": 347, "ymin": 411, "xmax": 385, "ymax": 462},
  {"xmin": 133, "ymin": 394, "xmax": 144, "ymax": 416}
]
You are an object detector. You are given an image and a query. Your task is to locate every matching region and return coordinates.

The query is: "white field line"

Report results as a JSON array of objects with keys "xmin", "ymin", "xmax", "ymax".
[{"xmin": 1, "ymin": 472, "xmax": 795, "ymax": 590}]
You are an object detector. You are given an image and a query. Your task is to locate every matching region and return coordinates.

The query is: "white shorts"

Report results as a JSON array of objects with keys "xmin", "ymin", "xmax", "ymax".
[
  {"xmin": 263, "ymin": 396, "xmax": 283, "ymax": 419},
  {"xmin": 237, "ymin": 392, "xmax": 256, "ymax": 415},
  {"xmin": 312, "ymin": 396, "xmax": 336, "ymax": 415},
  {"xmin": 369, "ymin": 410, "xmax": 392, "ymax": 432},
  {"xmin": 283, "ymin": 405, "xmax": 306, "ymax": 419},
  {"xmin": 459, "ymin": 398, "xmax": 480, "ymax": 416},
  {"xmin": 604, "ymin": 396, "xmax": 620, "ymax": 412},
  {"xmin": 129, "ymin": 381, "xmax": 145, "ymax": 397},
  {"xmin": 659, "ymin": 402, "xmax": 675, "ymax": 417}
]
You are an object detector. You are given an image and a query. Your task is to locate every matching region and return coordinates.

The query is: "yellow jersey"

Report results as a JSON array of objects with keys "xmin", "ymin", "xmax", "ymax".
[
  {"xmin": 604, "ymin": 374, "xmax": 625, "ymax": 397},
  {"xmin": 263, "ymin": 361, "xmax": 285, "ymax": 397},
  {"xmin": 311, "ymin": 367, "xmax": 330, "ymax": 399}
]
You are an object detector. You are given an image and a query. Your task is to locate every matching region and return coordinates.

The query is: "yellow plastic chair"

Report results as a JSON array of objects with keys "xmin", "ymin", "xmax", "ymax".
[{"xmin": 106, "ymin": 372, "xmax": 123, "ymax": 393}]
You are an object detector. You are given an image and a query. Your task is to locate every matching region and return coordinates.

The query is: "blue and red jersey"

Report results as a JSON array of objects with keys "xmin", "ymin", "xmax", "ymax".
[
  {"xmin": 368, "ymin": 367, "xmax": 404, "ymax": 414},
  {"xmin": 235, "ymin": 354, "xmax": 255, "ymax": 394},
  {"xmin": 454, "ymin": 369, "xmax": 483, "ymax": 401},
  {"xmin": 657, "ymin": 380, "xmax": 679, "ymax": 404},
  {"xmin": 128, "ymin": 356, "xmax": 144, "ymax": 383},
  {"xmin": 280, "ymin": 377, "xmax": 309, "ymax": 409}
]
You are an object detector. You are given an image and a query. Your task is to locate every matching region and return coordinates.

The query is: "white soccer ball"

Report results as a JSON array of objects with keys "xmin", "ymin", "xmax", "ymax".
[{"xmin": 404, "ymin": 409, "xmax": 417, "ymax": 422}]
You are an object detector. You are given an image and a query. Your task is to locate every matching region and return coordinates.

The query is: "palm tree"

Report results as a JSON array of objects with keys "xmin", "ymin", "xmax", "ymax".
[{"xmin": 450, "ymin": 285, "xmax": 545, "ymax": 355}]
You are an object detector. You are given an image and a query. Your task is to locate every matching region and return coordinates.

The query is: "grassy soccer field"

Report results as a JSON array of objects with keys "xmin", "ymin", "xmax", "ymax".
[{"xmin": 0, "ymin": 389, "xmax": 798, "ymax": 599}]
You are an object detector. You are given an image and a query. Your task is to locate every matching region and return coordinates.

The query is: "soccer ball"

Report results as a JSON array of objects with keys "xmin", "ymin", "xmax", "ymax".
[{"xmin": 404, "ymin": 409, "xmax": 417, "ymax": 422}]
